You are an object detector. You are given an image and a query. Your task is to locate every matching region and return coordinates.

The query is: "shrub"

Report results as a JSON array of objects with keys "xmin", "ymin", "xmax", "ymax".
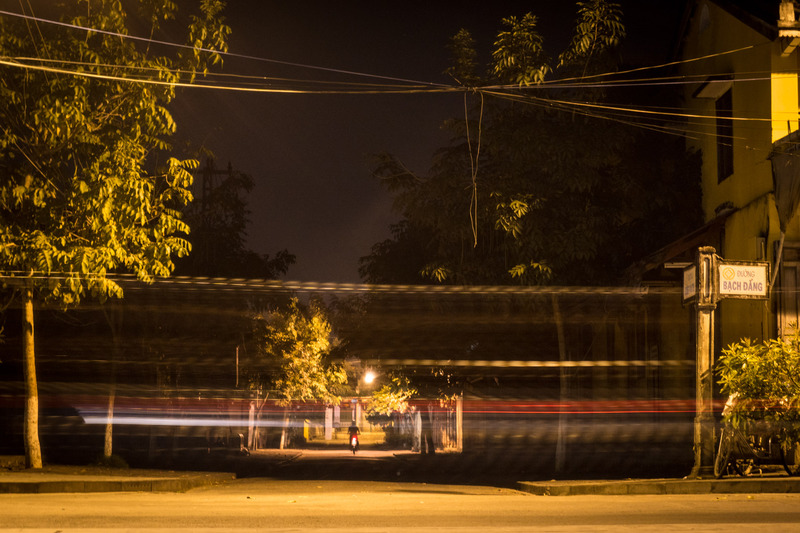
[{"xmin": 716, "ymin": 331, "xmax": 800, "ymax": 445}]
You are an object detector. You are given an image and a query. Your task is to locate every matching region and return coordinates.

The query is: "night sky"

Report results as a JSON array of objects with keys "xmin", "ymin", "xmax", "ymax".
[
  {"xmin": 8, "ymin": 1, "xmax": 689, "ymax": 283},
  {"xmin": 168, "ymin": 1, "xmax": 689, "ymax": 283}
]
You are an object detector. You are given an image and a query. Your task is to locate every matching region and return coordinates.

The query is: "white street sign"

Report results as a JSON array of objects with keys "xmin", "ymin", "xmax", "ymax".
[
  {"xmin": 683, "ymin": 265, "xmax": 697, "ymax": 301},
  {"xmin": 718, "ymin": 262, "xmax": 768, "ymax": 298}
]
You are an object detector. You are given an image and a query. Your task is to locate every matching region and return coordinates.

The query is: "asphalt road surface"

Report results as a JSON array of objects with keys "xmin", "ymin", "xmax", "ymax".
[
  {"xmin": 217, "ymin": 447, "xmax": 690, "ymax": 488},
  {"xmin": 1, "ymin": 478, "xmax": 799, "ymax": 532}
]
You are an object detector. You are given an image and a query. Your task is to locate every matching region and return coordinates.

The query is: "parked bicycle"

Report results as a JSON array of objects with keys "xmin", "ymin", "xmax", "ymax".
[{"xmin": 714, "ymin": 422, "xmax": 800, "ymax": 478}]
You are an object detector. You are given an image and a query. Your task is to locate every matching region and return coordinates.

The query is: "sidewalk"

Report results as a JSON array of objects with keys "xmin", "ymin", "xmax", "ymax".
[
  {"xmin": 2, "ymin": 453, "xmax": 800, "ymax": 495},
  {"xmin": 517, "ymin": 474, "xmax": 800, "ymax": 496},
  {"xmin": 0, "ymin": 456, "xmax": 234, "ymax": 494}
]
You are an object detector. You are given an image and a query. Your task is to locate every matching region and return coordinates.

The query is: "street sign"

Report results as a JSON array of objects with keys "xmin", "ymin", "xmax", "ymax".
[
  {"xmin": 685, "ymin": 249, "xmax": 769, "ymax": 478},
  {"xmin": 683, "ymin": 265, "xmax": 697, "ymax": 302},
  {"xmin": 717, "ymin": 261, "xmax": 769, "ymax": 299}
]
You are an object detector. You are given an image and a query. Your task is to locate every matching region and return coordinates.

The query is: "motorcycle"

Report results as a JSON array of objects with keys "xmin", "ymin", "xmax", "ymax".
[{"xmin": 350, "ymin": 433, "xmax": 359, "ymax": 454}]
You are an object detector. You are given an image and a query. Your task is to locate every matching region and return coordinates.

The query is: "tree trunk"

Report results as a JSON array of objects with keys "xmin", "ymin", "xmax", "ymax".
[
  {"xmin": 279, "ymin": 408, "xmax": 290, "ymax": 449},
  {"xmin": 102, "ymin": 304, "xmax": 122, "ymax": 459},
  {"xmin": 22, "ymin": 288, "xmax": 43, "ymax": 469},
  {"xmin": 552, "ymin": 294, "xmax": 568, "ymax": 474},
  {"xmin": 104, "ymin": 383, "xmax": 116, "ymax": 458}
]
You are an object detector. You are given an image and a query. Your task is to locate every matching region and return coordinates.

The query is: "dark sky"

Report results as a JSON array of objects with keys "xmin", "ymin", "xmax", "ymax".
[{"xmin": 165, "ymin": 1, "xmax": 688, "ymax": 283}]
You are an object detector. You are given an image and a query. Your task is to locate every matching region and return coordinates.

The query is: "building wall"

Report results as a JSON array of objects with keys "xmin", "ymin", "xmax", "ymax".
[
  {"xmin": 679, "ymin": 1, "xmax": 800, "ymax": 347},
  {"xmin": 680, "ymin": 1, "xmax": 774, "ymax": 221}
]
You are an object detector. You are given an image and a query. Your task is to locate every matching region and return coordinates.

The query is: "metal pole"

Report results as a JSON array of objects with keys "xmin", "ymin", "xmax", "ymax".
[{"xmin": 690, "ymin": 246, "xmax": 718, "ymax": 478}]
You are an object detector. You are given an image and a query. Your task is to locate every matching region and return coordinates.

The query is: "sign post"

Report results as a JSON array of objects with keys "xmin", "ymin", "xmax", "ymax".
[{"xmin": 683, "ymin": 247, "xmax": 768, "ymax": 478}]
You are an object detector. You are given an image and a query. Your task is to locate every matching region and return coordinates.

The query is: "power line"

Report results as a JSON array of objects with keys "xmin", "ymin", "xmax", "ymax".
[
  {"xmin": 482, "ymin": 89, "xmax": 771, "ymax": 124},
  {"xmin": 0, "ymin": 8, "xmax": 776, "ymax": 94},
  {"xmin": 0, "ymin": 8, "xmax": 449, "ymax": 88},
  {"xmin": 0, "ymin": 57, "xmax": 462, "ymax": 95},
  {"xmin": 0, "ymin": 6, "xmax": 791, "ymax": 153}
]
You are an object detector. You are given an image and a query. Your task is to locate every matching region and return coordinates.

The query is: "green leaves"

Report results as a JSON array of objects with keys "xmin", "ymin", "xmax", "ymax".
[
  {"xmin": 0, "ymin": 1, "xmax": 229, "ymax": 306},
  {"xmin": 255, "ymin": 298, "xmax": 348, "ymax": 406},
  {"xmin": 445, "ymin": 29, "xmax": 480, "ymax": 87},
  {"xmin": 508, "ymin": 261, "xmax": 552, "ymax": 284},
  {"xmin": 558, "ymin": 0, "xmax": 625, "ymax": 70},
  {"xmin": 717, "ymin": 333, "xmax": 800, "ymax": 444},
  {"xmin": 491, "ymin": 13, "xmax": 550, "ymax": 86},
  {"xmin": 421, "ymin": 264, "xmax": 454, "ymax": 283},
  {"xmin": 493, "ymin": 192, "xmax": 538, "ymax": 239},
  {"xmin": 367, "ymin": 374, "xmax": 417, "ymax": 416},
  {"xmin": 488, "ymin": 1, "xmax": 624, "ymax": 85}
]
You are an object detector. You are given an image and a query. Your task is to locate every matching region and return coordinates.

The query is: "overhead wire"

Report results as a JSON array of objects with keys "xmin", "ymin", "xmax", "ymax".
[
  {"xmin": 482, "ymin": 88, "xmax": 771, "ymax": 124},
  {"xmin": 0, "ymin": 8, "xmax": 450, "ymax": 88},
  {"xmin": 0, "ymin": 6, "xmax": 793, "ymax": 160},
  {"xmin": 9, "ymin": 56, "xmax": 446, "ymax": 93},
  {"xmin": 0, "ymin": 57, "xmax": 462, "ymax": 95},
  {"xmin": 484, "ymin": 88, "xmax": 702, "ymax": 142},
  {"xmin": 477, "ymin": 87, "xmax": 772, "ymax": 153},
  {"xmin": 464, "ymin": 91, "xmax": 484, "ymax": 248},
  {"xmin": 0, "ymin": 8, "xmax": 780, "ymax": 97},
  {"xmin": 486, "ymin": 72, "xmax": 775, "ymax": 92},
  {"xmin": 537, "ymin": 42, "xmax": 767, "ymax": 85}
]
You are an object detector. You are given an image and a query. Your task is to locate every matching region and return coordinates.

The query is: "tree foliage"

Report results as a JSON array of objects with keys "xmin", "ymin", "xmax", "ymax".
[
  {"xmin": 360, "ymin": 0, "xmax": 702, "ymax": 286},
  {"xmin": 366, "ymin": 373, "xmax": 417, "ymax": 417},
  {"xmin": 491, "ymin": 13, "xmax": 550, "ymax": 86},
  {"xmin": 254, "ymin": 298, "xmax": 348, "ymax": 406},
  {"xmin": 0, "ymin": 0, "xmax": 230, "ymax": 468},
  {"xmin": 717, "ymin": 334, "xmax": 800, "ymax": 444},
  {"xmin": 557, "ymin": 0, "xmax": 625, "ymax": 73},
  {"xmin": 0, "ymin": 0, "xmax": 230, "ymax": 301}
]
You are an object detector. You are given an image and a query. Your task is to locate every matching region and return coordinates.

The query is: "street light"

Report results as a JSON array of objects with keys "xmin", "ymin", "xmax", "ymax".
[{"xmin": 363, "ymin": 370, "xmax": 376, "ymax": 385}]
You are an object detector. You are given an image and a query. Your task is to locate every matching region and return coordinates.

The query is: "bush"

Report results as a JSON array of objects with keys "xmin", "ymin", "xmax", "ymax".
[{"xmin": 716, "ymin": 331, "xmax": 800, "ymax": 444}]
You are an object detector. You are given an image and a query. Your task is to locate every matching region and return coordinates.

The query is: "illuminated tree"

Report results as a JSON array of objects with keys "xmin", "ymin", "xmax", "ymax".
[
  {"xmin": 0, "ymin": 0, "xmax": 229, "ymax": 468},
  {"xmin": 366, "ymin": 373, "xmax": 417, "ymax": 417},
  {"xmin": 254, "ymin": 298, "xmax": 347, "ymax": 448}
]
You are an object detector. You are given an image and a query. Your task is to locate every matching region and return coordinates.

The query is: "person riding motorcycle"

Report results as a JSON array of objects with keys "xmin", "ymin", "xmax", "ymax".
[{"xmin": 348, "ymin": 423, "xmax": 360, "ymax": 453}]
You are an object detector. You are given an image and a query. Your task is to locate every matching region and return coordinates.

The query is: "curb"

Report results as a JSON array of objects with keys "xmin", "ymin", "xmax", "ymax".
[
  {"xmin": 517, "ymin": 477, "xmax": 800, "ymax": 496},
  {"xmin": 0, "ymin": 471, "xmax": 234, "ymax": 494}
]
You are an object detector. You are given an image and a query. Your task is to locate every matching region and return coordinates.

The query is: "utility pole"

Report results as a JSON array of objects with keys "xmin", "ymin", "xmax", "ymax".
[
  {"xmin": 689, "ymin": 246, "xmax": 717, "ymax": 478},
  {"xmin": 683, "ymin": 247, "xmax": 769, "ymax": 478}
]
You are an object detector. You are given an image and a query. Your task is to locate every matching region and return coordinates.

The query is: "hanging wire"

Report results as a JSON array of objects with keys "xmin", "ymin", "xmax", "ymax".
[
  {"xmin": 0, "ymin": 8, "xmax": 450, "ymax": 88},
  {"xmin": 464, "ymin": 91, "xmax": 484, "ymax": 248},
  {"xmin": 0, "ymin": 57, "xmax": 462, "ymax": 95}
]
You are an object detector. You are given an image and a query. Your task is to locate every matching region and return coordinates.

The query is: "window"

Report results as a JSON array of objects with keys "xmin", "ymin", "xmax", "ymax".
[
  {"xmin": 778, "ymin": 245, "xmax": 800, "ymax": 338},
  {"xmin": 716, "ymin": 89, "xmax": 734, "ymax": 182}
]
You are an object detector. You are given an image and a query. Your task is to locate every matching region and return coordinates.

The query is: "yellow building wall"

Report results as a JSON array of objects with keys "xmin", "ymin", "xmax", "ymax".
[
  {"xmin": 771, "ymin": 39, "xmax": 800, "ymax": 142},
  {"xmin": 678, "ymin": 2, "xmax": 800, "ymax": 346},
  {"xmin": 679, "ymin": 1, "xmax": 774, "ymax": 221}
]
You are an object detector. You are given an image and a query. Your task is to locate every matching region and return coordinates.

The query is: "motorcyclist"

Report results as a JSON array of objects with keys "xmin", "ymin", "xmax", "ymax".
[{"xmin": 348, "ymin": 423, "xmax": 360, "ymax": 452}]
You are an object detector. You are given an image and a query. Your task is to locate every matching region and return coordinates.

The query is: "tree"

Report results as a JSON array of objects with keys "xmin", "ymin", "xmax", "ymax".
[
  {"xmin": 360, "ymin": 0, "xmax": 701, "ymax": 466},
  {"xmin": 366, "ymin": 372, "xmax": 417, "ymax": 417},
  {"xmin": 0, "ymin": 1, "xmax": 230, "ymax": 468},
  {"xmin": 253, "ymin": 297, "xmax": 347, "ymax": 448},
  {"xmin": 361, "ymin": 0, "xmax": 702, "ymax": 287},
  {"xmin": 174, "ymin": 158, "xmax": 295, "ymax": 278}
]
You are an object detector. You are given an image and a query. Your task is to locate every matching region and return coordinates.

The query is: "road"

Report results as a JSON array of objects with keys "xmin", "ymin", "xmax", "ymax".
[{"xmin": 1, "ymin": 477, "xmax": 799, "ymax": 532}]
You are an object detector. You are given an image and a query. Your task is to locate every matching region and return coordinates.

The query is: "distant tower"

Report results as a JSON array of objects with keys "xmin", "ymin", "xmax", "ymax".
[{"xmin": 196, "ymin": 158, "xmax": 233, "ymax": 268}]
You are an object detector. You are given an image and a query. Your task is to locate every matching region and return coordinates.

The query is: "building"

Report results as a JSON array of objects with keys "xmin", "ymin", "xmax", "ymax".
[{"xmin": 635, "ymin": 1, "xmax": 800, "ymax": 349}]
